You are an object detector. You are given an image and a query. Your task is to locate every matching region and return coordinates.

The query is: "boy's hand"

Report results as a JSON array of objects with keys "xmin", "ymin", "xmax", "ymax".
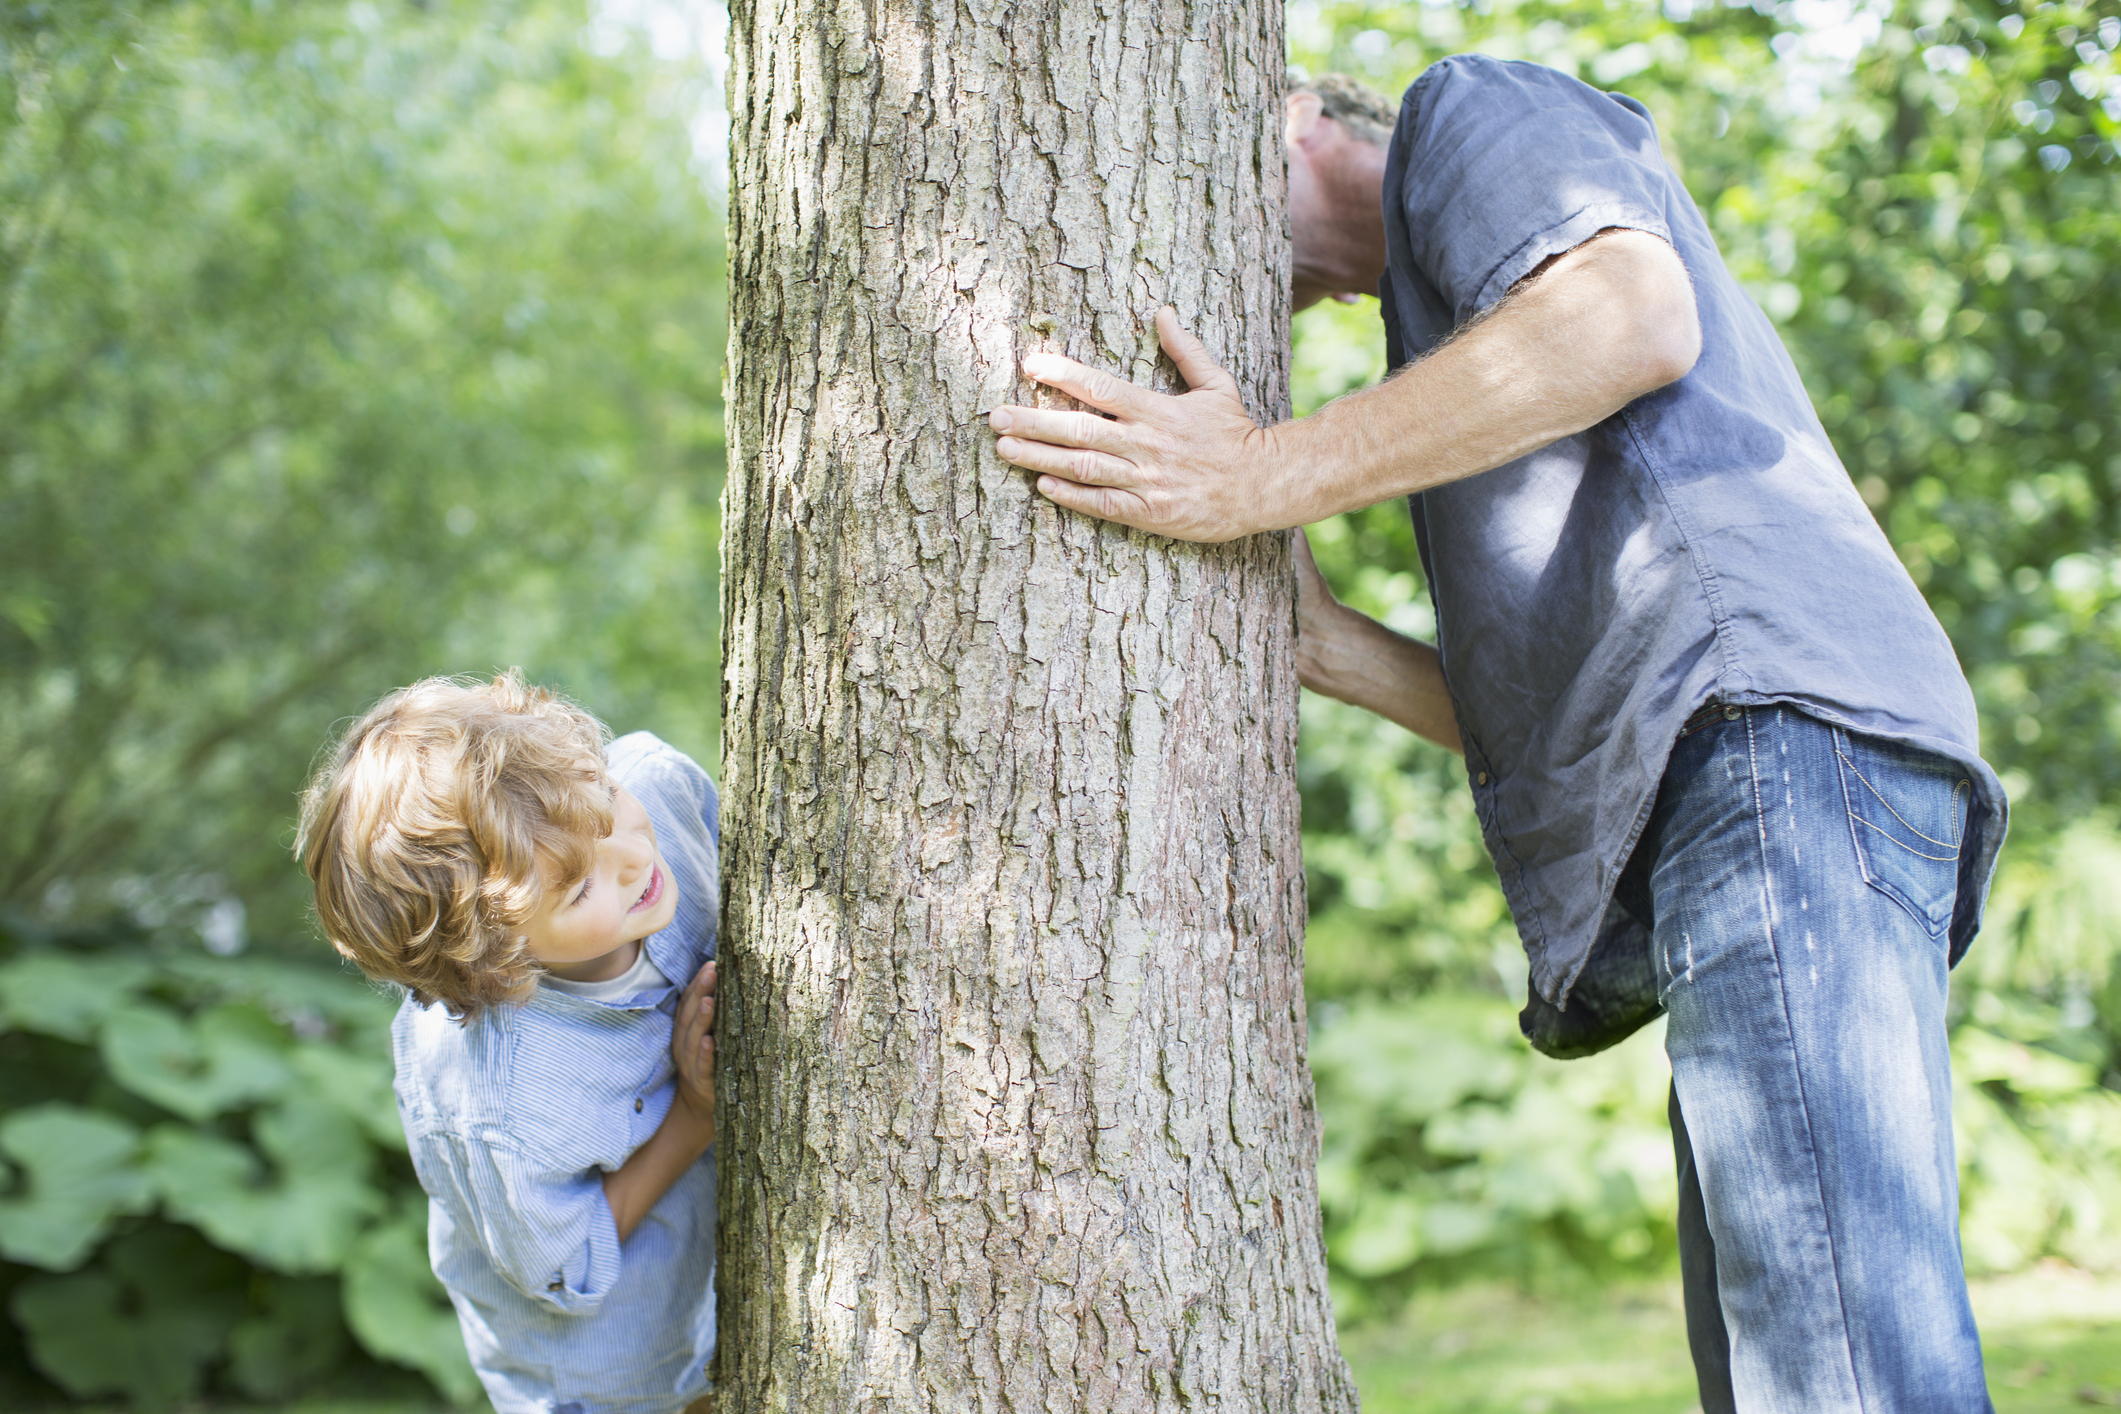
[
  {"xmin": 603, "ymin": 960, "xmax": 717, "ymax": 1242},
  {"xmin": 672, "ymin": 961, "xmax": 716, "ymax": 1135}
]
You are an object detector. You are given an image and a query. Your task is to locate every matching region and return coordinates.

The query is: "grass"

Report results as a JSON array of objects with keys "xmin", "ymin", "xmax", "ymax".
[
  {"xmin": 1337, "ymin": 1261, "xmax": 2121, "ymax": 1414},
  {"xmin": 28, "ymin": 1264, "xmax": 2118, "ymax": 1411}
]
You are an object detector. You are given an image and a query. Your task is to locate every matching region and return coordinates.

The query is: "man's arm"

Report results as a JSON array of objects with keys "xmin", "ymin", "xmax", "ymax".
[
  {"xmin": 1292, "ymin": 530, "xmax": 1461, "ymax": 752},
  {"xmin": 602, "ymin": 961, "xmax": 715, "ymax": 1243},
  {"xmin": 987, "ymin": 228, "xmax": 1700, "ymax": 543}
]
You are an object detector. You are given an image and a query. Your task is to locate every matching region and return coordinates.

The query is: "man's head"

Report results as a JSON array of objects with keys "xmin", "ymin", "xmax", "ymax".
[
  {"xmin": 298, "ymin": 669, "xmax": 645, "ymax": 1019},
  {"xmin": 1286, "ymin": 73, "xmax": 1397, "ymax": 311}
]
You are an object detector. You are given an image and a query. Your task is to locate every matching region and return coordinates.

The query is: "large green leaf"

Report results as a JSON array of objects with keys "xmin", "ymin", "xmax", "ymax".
[
  {"xmin": 161, "ymin": 951, "xmax": 403, "ymax": 1045},
  {"xmin": 8, "ymin": 1223, "xmax": 247, "ymax": 1411},
  {"xmin": 146, "ymin": 1102, "xmax": 382, "ymax": 1273},
  {"xmin": 344, "ymin": 1200, "xmax": 483, "ymax": 1404},
  {"xmin": 294, "ymin": 1035, "xmax": 407, "ymax": 1149},
  {"xmin": 101, "ymin": 999, "xmax": 295, "ymax": 1120},
  {"xmin": 0, "ymin": 1103, "xmax": 155, "ymax": 1270},
  {"xmin": 0, "ymin": 953, "xmax": 156, "ymax": 1042},
  {"xmin": 227, "ymin": 1274, "xmax": 351, "ymax": 1401}
]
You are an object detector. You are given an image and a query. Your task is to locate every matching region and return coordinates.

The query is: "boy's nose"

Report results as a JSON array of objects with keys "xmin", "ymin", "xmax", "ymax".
[{"xmin": 614, "ymin": 830, "xmax": 654, "ymax": 884}]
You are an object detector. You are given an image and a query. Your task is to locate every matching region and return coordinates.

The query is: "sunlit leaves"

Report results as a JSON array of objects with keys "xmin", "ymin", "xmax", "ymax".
[
  {"xmin": 0, "ymin": 1105, "xmax": 155, "ymax": 1271},
  {"xmin": 0, "ymin": 936, "xmax": 457, "ymax": 1400},
  {"xmin": 343, "ymin": 1197, "xmax": 484, "ymax": 1405},
  {"xmin": 0, "ymin": 0, "xmax": 726, "ymax": 939}
]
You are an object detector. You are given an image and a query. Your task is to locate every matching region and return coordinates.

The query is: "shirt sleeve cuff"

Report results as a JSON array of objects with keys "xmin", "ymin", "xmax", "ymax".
[
  {"xmin": 534, "ymin": 1191, "xmax": 624, "ymax": 1314},
  {"xmin": 1469, "ymin": 202, "xmax": 1674, "ymax": 319}
]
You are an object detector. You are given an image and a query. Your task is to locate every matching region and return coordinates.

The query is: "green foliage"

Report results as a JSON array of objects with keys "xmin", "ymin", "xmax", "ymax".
[
  {"xmin": 0, "ymin": 925, "xmax": 472, "ymax": 1408},
  {"xmin": 0, "ymin": 0, "xmax": 726, "ymax": 946},
  {"xmin": 0, "ymin": 1106, "xmax": 156, "ymax": 1272},
  {"xmin": 1289, "ymin": 0, "xmax": 2121, "ymax": 1309},
  {"xmin": 1, "ymin": 1, "xmax": 723, "ymax": 1404},
  {"xmin": 345, "ymin": 1199, "xmax": 489, "ymax": 1406}
]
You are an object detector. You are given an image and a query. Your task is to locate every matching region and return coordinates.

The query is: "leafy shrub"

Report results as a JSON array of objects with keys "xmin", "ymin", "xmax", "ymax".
[{"xmin": 0, "ymin": 918, "xmax": 476, "ymax": 1410}]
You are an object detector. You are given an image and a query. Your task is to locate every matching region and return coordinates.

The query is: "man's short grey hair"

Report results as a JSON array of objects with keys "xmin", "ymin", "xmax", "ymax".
[{"xmin": 1289, "ymin": 72, "xmax": 1399, "ymax": 147}]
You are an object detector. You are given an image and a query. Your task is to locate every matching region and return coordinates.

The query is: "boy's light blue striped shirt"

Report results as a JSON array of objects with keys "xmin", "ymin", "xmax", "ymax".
[{"xmin": 392, "ymin": 732, "xmax": 719, "ymax": 1414}]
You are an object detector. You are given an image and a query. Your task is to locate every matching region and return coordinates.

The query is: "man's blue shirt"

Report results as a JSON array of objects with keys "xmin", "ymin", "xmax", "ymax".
[
  {"xmin": 1378, "ymin": 56, "xmax": 2005, "ymax": 1006},
  {"xmin": 392, "ymin": 732, "xmax": 719, "ymax": 1414}
]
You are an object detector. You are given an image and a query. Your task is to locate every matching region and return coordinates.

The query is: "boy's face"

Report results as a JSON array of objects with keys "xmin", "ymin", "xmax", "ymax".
[{"xmin": 521, "ymin": 783, "xmax": 680, "ymax": 982}]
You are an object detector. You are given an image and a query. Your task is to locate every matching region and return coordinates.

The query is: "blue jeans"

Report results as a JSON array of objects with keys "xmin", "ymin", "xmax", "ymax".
[{"xmin": 1616, "ymin": 705, "xmax": 1992, "ymax": 1413}]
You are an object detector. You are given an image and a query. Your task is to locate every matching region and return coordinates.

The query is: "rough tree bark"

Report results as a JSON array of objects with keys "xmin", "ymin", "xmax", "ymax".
[{"xmin": 719, "ymin": 0, "xmax": 1356, "ymax": 1406}]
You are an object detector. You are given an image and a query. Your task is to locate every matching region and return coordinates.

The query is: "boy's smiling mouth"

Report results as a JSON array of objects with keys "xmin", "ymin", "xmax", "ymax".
[{"xmin": 629, "ymin": 863, "xmax": 664, "ymax": 914}]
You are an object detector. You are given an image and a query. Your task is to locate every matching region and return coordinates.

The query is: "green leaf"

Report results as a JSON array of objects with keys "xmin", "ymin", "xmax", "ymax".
[
  {"xmin": 293, "ymin": 1036, "xmax": 407, "ymax": 1149},
  {"xmin": 0, "ymin": 1103, "xmax": 154, "ymax": 1270},
  {"xmin": 1956, "ymin": 1025, "xmax": 2100, "ymax": 1100},
  {"xmin": 344, "ymin": 1200, "xmax": 483, "ymax": 1404},
  {"xmin": 1334, "ymin": 1190, "xmax": 1426, "ymax": 1277},
  {"xmin": 160, "ymin": 952, "xmax": 403, "ymax": 1042},
  {"xmin": 227, "ymin": 1274, "xmax": 351, "ymax": 1401},
  {"xmin": 0, "ymin": 953, "xmax": 156, "ymax": 1042},
  {"xmin": 1311, "ymin": 993, "xmax": 1525, "ymax": 1125},
  {"xmin": 146, "ymin": 1103, "xmax": 382, "ymax": 1274},
  {"xmin": 8, "ymin": 1224, "xmax": 246, "ymax": 1411},
  {"xmin": 101, "ymin": 999, "xmax": 295, "ymax": 1120}
]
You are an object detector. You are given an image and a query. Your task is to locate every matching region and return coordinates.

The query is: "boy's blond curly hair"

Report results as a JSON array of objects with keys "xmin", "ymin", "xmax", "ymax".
[{"xmin": 297, "ymin": 670, "xmax": 613, "ymax": 1020}]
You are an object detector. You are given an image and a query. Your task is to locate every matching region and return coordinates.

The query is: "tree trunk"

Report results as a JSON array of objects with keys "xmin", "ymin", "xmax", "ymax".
[{"xmin": 719, "ymin": 0, "xmax": 1355, "ymax": 1406}]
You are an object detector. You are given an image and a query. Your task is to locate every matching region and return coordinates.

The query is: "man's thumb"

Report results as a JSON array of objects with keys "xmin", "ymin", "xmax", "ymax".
[{"xmin": 1155, "ymin": 307, "xmax": 1237, "ymax": 395}]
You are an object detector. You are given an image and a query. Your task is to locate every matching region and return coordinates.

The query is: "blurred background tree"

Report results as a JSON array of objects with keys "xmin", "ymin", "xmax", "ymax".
[
  {"xmin": 1, "ymin": 0, "xmax": 2117, "ymax": 1408},
  {"xmin": 0, "ymin": 0, "xmax": 723, "ymax": 1405},
  {"xmin": 0, "ymin": 0, "xmax": 725, "ymax": 951}
]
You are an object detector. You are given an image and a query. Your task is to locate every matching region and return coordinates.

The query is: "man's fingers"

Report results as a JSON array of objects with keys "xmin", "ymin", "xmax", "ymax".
[
  {"xmin": 986, "ymin": 404, "xmax": 1130, "ymax": 454},
  {"xmin": 1292, "ymin": 526, "xmax": 1320, "ymax": 578},
  {"xmin": 1155, "ymin": 307, "xmax": 1239, "ymax": 396},
  {"xmin": 1035, "ymin": 475, "xmax": 1154, "ymax": 532},
  {"xmin": 997, "ymin": 436, "xmax": 1139, "ymax": 488},
  {"xmin": 1020, "ymin": 351, "xmax": 1148, "ymax": 417},
  {"xmin": 1291, "ymin": 526, "xmax": 1339, "ymax": 612}
]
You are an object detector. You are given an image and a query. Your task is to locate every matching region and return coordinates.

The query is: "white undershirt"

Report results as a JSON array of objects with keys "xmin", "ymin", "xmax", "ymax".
[{"xmin": 539, "ymin": 945, "xmax": 670, "ymax": 1002}]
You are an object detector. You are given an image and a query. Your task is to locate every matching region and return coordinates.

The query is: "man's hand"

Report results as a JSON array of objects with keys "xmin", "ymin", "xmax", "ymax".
[
  {"xmin": 988, "ymin": 307, "xmax": 1286, "ymax": 543},
  {"xmin": 988, "ymin": 229, "xmax": 1699, "ymax": 545},
  {"xmin": 1291, "ymin": 528, "xmax": 1463, "ymax": 753}
]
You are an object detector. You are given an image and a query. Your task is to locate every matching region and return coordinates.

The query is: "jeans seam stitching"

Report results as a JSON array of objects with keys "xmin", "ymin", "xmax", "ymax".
[
  {"xmin": 1832, "ymin": 732, "xmax": 1956, "ymax": 934},
  {"xmin": 1835, "ymin": 746, "xmax": 1962, "ymax": 851},
  {"xmin": 1747, "ymin": 707, "xmax": 1869, "ymax": 1410}
]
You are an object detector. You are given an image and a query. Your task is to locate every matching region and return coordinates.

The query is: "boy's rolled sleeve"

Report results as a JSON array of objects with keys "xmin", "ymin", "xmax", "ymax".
[
  {"xmin": 1397, "ymin": 56, "xmax": 1675, "ymax": 327},
  {"xmin": 431, "ymin": 1131, "xmax": 624, "ymax": 1314}
]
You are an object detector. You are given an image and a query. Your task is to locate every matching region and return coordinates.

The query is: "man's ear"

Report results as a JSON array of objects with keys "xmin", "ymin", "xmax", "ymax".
[{"xmin": 1285, "ymin": 90, "xmax": 1325, "ymax": 145}]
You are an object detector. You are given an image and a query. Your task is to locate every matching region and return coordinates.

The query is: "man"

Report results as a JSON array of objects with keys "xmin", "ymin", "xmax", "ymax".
[{"xmin": 988, "ymin": 60, "xmax": 2004, "ymax": 1414}]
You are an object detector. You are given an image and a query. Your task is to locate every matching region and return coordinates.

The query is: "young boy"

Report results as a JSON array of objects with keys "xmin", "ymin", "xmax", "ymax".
[{"xmin": 298, "ymin": 671, "xmax": 720, "ymax": 1414}]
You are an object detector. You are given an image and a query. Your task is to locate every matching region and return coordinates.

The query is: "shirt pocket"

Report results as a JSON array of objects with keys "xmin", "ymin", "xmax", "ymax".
[{"xmin": 1832, "ymin": 726, "xmax": 1970, "ymax": 936}]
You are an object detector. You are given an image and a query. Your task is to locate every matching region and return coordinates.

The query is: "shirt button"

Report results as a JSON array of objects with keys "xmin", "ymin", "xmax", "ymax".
[
  {"xmin": 634, "ymin": 1097, "xmax": 645, "ymax": 1113},
  {"xmin": 548, "ymin": 1280, "xmax": 565, "ymax": 1291},
  {"xmin": 1476, "ymin": 771, "xmax": 1489, "ymax": 785}
]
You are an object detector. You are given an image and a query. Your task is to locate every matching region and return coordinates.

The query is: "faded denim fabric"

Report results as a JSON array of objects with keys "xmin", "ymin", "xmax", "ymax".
[
  {"xmin": 1378, "ymin": 56, "xmax": 2006, "ymax": 1016},
  {"xmin": 392, "ymin": 732, "xmax": 719, "ymax": 1414},
  {"xmin": 1638, "ymin": 706, "xmax": 1992, "ymax": 1412}
]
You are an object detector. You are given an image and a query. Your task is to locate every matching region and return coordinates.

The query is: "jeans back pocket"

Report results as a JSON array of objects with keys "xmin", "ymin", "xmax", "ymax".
[{"xmin": 1832, "ymin": 727, "xmax": 1970, "ymax": 935}]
